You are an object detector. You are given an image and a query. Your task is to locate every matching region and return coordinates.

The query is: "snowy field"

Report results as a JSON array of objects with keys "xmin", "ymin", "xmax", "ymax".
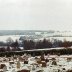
[
  {"xmin": 1, "ymin": 35, "xmax": 72, "ymax": 42},
  {"xmin": 0, "ymin": 35, "xmax": 20, "ymax": 42},
  {"xmin": 0, "ymin": 54, "xmax": 72, "ymax": 72}
]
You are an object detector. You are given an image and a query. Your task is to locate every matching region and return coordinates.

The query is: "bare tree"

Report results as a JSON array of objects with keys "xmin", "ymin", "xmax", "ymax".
[{"xmin": 6, "ymin": 37, "xmax": 14, "ymax": 45}]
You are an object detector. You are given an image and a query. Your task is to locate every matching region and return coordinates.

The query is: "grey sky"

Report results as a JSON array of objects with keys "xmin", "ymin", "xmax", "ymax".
[{"xmin": 0, "ymin": 0, "xmax": 72, "ymax": 31}]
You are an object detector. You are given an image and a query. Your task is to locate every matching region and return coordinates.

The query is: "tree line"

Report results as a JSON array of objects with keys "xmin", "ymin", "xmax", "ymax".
[
  {"xmin": 0, "ymin": 38, "xmax": 72, "ymax": 52},
  {"xmin": 22, "ymin": 39, "xmax": 72, "ymax": 50}
]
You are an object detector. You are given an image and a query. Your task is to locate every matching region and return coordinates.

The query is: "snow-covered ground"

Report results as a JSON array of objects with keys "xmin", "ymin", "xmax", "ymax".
[
  {"xmin": 1, "ymin": 35, "xmax": 72, "ymax": 43},
  {"xmin": 0, "ymin": 35, "xmax": 20, "ymax": 42},
  {"xmin": 0, "ymin": 31, "xmax": 72, "ymax": 42},
  {"xmin": 0, "ymin": 55, "xmax": 72, "ymax": 72},
  {"xmin": 22, "ymin": 47, "xmax": 65, "ymax": 52}
]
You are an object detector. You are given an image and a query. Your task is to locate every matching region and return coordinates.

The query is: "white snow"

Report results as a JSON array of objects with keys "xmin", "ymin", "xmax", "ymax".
[{"xmin": 0, "ymin": 55, "xmax": 72, "ymax": 72}]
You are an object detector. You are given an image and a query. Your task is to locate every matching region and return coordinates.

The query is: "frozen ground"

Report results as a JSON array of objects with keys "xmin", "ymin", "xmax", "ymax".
[
  {"xmin": 0, "ymin": 35, "xmax": 20, "ymax": 42},
  {"xmin": 0, "ymin": 55, "xmax": 72, "ymax": 72},
  {"xmin": 1, "ymin": 35, "xmax": 72, "ymax": 42}
]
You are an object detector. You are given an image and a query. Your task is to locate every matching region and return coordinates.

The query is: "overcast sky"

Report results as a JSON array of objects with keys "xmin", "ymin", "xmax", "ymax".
[{"xmin": 0, "ymin": 0, "xmax": 72, "ymax": 31}]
